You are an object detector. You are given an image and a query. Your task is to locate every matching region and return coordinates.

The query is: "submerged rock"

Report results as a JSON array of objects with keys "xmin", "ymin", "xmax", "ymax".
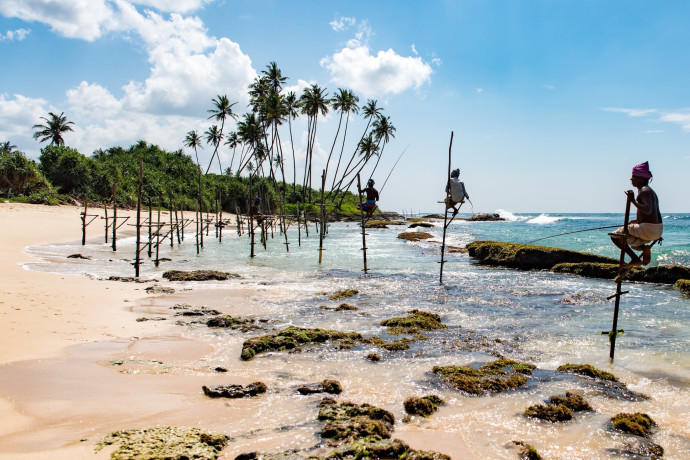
[
  {"xmin": 380, "ymin": 309, "xmax": 446, "ymax": 335},
  {"xmin": 512, "ymin": 441, "xmax": 543, "ymax": 460},
  {"xmin": 296, "ymin": 379, "xmax": 343, "ymax": 395},
  {"xmin": 557, "ymin": 363, "xmax": 618, "ymax": 382},
  {"xmin": 524, "ymin": 392, "xmax": 592, "ymax": 423},
  {"xmin": 433, "ymin": 359, "xmax": 535, "ymax": 395},
  {"xmin": 366, "ymin": 353, "xmax": 381, "ymax": 362},
  {"xmin": 676, "ymin": 279, "xmax": 690, "ymax": 296},
  {"xmin": 67, "ymin": 253, "xmax": 91, "ymax": 259},
  {"xmin": 365, "ymin": 336, "xmax": 415, "ymax": 351},
  {"xmin": 145, "ymin": 285, "xmax": 175, "ymax": 294},
  {"xmin": 206, "ymin": 315, "xmax": 259, "ymax": 330},
  {"xmin": 409, "ymin": 222, "xmax": 434, "ymax": 228},
  {"xmin": 466, "ymin": 241, "xmax": 616, "ymax": 270},
  {"xmin": 335, "ymin": 303, "xmax": 358, "ymax": 311},
  {"xmin": 317, "ymin": 397, "xmax": 395, "ymax": 443},
  {"xmin": 553, "ymin": 262, "xmax": 690, "ymax": 285},
  {"xmin": 162, "ymin": 270, "xmax": 241, "ymax": 281},
  {"xmin": 240, "ymin": 327, "xmax": 363, "ymax": 360},
  {"xmin": 403, "ymin": 395, "xmax": 445, "ymax": 417},
  {"xmin": 328, "ymin": 289, "xmax": 359, "ymax": 301},
  {"xmin": 330, "ymin": 438, "xmax": 451, "ymax": 460},
  {"xmin": 557, "ymin": 363, "xmax": 648, "ymax": 401},
  {"xmin": 96, "ymin": 426, "xmax": 229, "ymax": 459},
  {"xmin": 611, "ymin": 412, "xmax": 657, "ymax": 438},
  {"xmin": 397, "ymin": 231, "xmax": 434, "ymax": 242},
  {"xmin": 202, "ymin": 382, "xmax": 267, "ymax": 398}
]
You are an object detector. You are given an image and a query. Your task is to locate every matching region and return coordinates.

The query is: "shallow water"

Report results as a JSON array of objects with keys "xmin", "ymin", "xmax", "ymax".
[{"xmin": 21, "ymin": 212, "xmax": 690, "ymax": 458}]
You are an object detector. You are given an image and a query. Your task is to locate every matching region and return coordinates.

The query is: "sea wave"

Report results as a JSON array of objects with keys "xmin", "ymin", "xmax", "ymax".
[
  {"xmin": 527, "ymin": 214, "xmax": 561, "ymax": 225},
  {"xmin": 495, "ymin": 209, "xmax": 527, "ymax": 222}
]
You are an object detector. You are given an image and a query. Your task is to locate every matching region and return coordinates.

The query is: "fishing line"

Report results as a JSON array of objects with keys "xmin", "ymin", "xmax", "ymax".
[
  {"xmin": 525, "ymin": 224, "xmax": 621, "ymax": 244},
  {"xmin": 379, "ymin": 144, "xmax": 409, "ymax": 194}
]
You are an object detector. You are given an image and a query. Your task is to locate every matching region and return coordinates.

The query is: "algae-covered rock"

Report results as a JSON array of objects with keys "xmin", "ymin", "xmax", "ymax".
[
  {"xmin": 611, "ymin": 412, "xmax": 657, "ymax": 438},
  {"xmin": 366, "ymin": 353, "xmax": 381, "ymax": 362},
  {"xmin": 676, "ymin": 279, "xmax": 690, "ymax": 296},
  {"xmin": 557, "ymin": 363, "xmax": 618, "ymax": 382},
  {"xmin": 611, "ymin": 439, "xmax": 664, "ymax": 459},
  {"xmin": 397, "ymin": 232, "xmax": 434, "ymax": 242},
  {"xmin": 206, "ymin": 315, "xmax": 258, "ymax": 330},
  {"xmin": 296, "ymin": 379, "xmax": 343, "ymax": 395},
  {"xmin": 145, "ymin": 285, "xmax": 175, "ymax": 294},
  {"xmin": 202, "ymin": 381, "xmax": 267, "ymax": 398},
  {"xmin": 551, "ymin": 262, "xmax": 619, "ymax": 279},
  {"xmin": 409, "ymin": 222, "xmax": 434, "ymax": 228},
  {"xmin": 512, "ymin": 441, "xmax": 542, "ymax": 460},
  {"xmin": 466, "ymin": 213, "xmax": 504, "ymax": 222},
  {"xmin": 525, "ymin": 403, "xmax": 573, "ymax": 422},
  {"xmin": 553, "ymin": 262, "xmax": 690, "ymax": 285},
  {"xmin": 329, "ymin": 289, "xmax": 359, "ymax": 301},
  {"xmin": 433, "ymin": 359, "xmax": 535, "ymax": 395},
  {"xmin": 317, "ymin": 397, "xmax": 395, "ymax": 443},
  {"xmin": 240, "ymin": 327, "xmax": 363, "ymax": 360},
  {"xmin": 330, "ymin": 438, "xmax": 451, "ymax": 460},
  {"xmin": 380, "ymin": 309, "xmax": 446, "ymax": 335},
  {"xmin": 336, "ymin": 303, "xmax": 358, "ymax": 311},
  {"xmin": 403, "ymin": 395, "xmax": 445, "ymax": 417},
  {"xmin": 162, "ymin": 269, "xmax": 241, "ymax": 281},
  {"xmin": 466, "ymin": 241, "xmax": 616, "ymax": 270},
  {"xmin": 364, "ymin": 336, "xmax": 415, "ymax": 351},
  {"xmin": 96, "ymin": 426, "xmax": 229, "ymax": 459},
  {"xmin": 550, "ymin": 392, "xmax": 593, "ymax": 412}
]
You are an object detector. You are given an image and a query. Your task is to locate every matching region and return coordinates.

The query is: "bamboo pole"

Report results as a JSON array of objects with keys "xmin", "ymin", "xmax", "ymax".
[
  {"xmin": 180, "ymin": 208, "xmax": 184, "ymax": 241},
  {"xmin": 174, "ymin": 203, "xmax": 181, "ymax": 245},
  {"xmin": 609, "ymin": 195, "xmax": 632, "ymax": 360},
  {"xmin": 155, "ymin": 195, "xmax": 161, "ymax": 267},
  {"xmin": 357, "ymin": 174, "xmax": 368, "ymax": 274},
  {"xmin": 219, "ymin": 189, "xmax": 223, "ymax": 243},
  {"xmin": 297, "ymin": 202, "xmax": 302, "ymax": 246},
  {"xmin": 81, "ymin": 193, "xmax": 88, "ymax": 246},
  {"xmin": 249, "ymin": 173, "xmax": 255, "ymax": 258},
  {"xmin": 147, "ymin": 198, "xmax": 153, "ymax": 257},
  {"xmin": 112, "ymin": 197, "xmax": 117, "ymax": 251},
  {"xmin": 103, "ymin": 201, "xmax": 109, "ymax": 243},
  {"xmin": 440, "ymin": 131, "xmax": 454, "ymax": 284},
  {"xmin": 319, "ymin": 169, "xmax": 326, "ymax": 264},
  {"xmin": 135, "ymin": 157, "xmax": 142, "ymax": 277}
]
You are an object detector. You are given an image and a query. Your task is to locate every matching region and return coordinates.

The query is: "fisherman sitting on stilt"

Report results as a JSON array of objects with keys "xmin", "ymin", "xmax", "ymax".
[
  {"xmin": 444, "ymin": 168, "xmax": 470, "ymax": 216},
  {"xmin": 610, "ymin": 161, "xmax": 663, "ymax": 268},
  {"xmin": 356, "ymin": 178, "xmax": 380, "ymax": 218},
  {"xmin": 251, "ymin": 196, "xmax": 264, "ymax": 225}
]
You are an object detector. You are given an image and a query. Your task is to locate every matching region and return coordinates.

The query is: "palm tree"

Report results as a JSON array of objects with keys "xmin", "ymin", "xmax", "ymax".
[
  {"xmin": 183, "ymin": 130, "xmax": 203, "ymax": 167},
  {"xmin": 1, "ymin": 141, "xmax": 17, "ymax": 153},
  {"xmin": 204, "ymin": 125, "xmax": 224, "ymax": 173},
  {"xmin": 299, "ymin": 84, "xmax": 329, "ymax": 201},
  {"xmin": 368, "ymin": 115, "xmax": 396, "ymax": 178},
  {"xmin": 32, "ymin": 112, "xmax": 75, "ymax": 146},
  {"xmin": 263, "ymin": 61, "xmax": 287, "ymax": 94},
  {"xmin": 284, "ymin": 91, "xmax": 299, "ymax": 194},
  {"xmin": 224, "ymin": 131, "xmax": 239, "ymax": 175},
  {"xmin": 328, "ymin": 89, "xmax": 359, "ymax": 191},
  {"xmin": 206, "ymin": 95, "xmax": 237, "ymax": 174}
]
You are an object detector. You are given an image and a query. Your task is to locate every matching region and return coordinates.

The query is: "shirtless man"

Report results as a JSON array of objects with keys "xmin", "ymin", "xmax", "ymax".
[
  {"xmin": 356, "ymin": 178, "xmax": 379, "ymax": 217},
  {"xmin": 610, "ymin": 161, "xmax": 663, "ymax": 267}
]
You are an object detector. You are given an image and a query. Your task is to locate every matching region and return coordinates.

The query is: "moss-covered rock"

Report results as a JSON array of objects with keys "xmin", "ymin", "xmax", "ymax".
[
  {"xmin": 611, "ymin": 412, "xmax": 657, "ymax": 438},
  {"xmin": 202, "ymin": 381, "xmax": 267, "ymax": 398},
  {"xmin": 336, "ymin": 303, "xmax": 358, "ymax": 311},
  {"xmin": 397, "ymin": 232, "xmax": 434, "ymax": 242},
  {"xmin": 525, "ymin": 403, "xmax": 573, "ymax": 422},
  {"xmin": 556, "ymin": 363, "xmax": 618, "ymax": 382},
  {"xmin": 403, "ymin": 395, "xmax": 445, "ymax": 417},
  {"xmin": 408, "ymin": 222, "xmax": 434, "ymax": 228},
  {"xmin": 240, "ymin": 327, "xmax": 364, "ymax": 360},
  {"xmin": 297, "ymin": 379, "xmax": 343, "ymax": 395},
  {"xmin": 162, "ymin": 270, "xmax": 241, "ymax": 281},
  {"xmin": 330, "ymin": 438, "xmax": 451, "ymax": 460},
  {"xmin": 675, "ymin": 278, "xmax": 690, "ymax": 295},
  {"xmin": 466, "ymin": 241, "xmax": 617, "ymax": 270},
  {"xmin": 512, "ymin": 441, "xmax": 542, "ymax": 460},
  {"xmin": 145, "ymin": 285, "xmax": 175, "ymax": 294},
  {"xmin": 364, "ymin": 336, "xmax": 415, "ymax": 351},
  {"xmin": 433, "ymin": 359, "xmax": 535, "ymax": 395},
  {"xmin": 317, "ymin": 398, "xmax": 395, "ymax": 443},
  {"xmin": 366, "ymin": 353, "xmax": 381, "ymax": 362},
  {"xmin": 553, "ymin": 262, "xmax": 690, "ymax": 285},
  {"xmin": 380, "ymin": 309, "xmax": 446, "ymax": 335},
  {"xmin": 329, "ymin": 289, "xmax": 359, "ymax": 301},
  {"xmin": 96, "ymin": 426, "xmax": 229, "ymax": 459},
  {"xmin": 550, "ymin": 392, "xmax": 593, "ymax": 412}
]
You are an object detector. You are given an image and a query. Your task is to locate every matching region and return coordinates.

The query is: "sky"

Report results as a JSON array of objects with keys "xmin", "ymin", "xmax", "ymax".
[{"xmin": 1, "ymin": 0, "xmax": 689, "ymax": 213}]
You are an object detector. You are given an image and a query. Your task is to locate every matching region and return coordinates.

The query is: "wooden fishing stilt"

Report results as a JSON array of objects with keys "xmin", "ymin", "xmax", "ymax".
[
  {"xmin": 608, "ymin": 195, "xmax": 632, "ymax": 360},
  {"xmin": 174, "ymin": 203, "xmax": 181, "ymax": 245},
  {"xmin": 155, "ymin": 195, "xmax": 161, "ymax": 267},
  {"xmin": 319, "ymin": 170, "xmax": 326, "ymax": 264},
  {"xmin": 219, "ymin": 189, "xmax": 223, "ymax": 243},
  {"xmin": 195, "ymin": 200, "xmax": 200, "ymax": 255},
  {"xmin": 357, "ymin": 174, "xmax": 369, "ymax": 274},
  {"xmin": 297, "ymin": 202, "xmax": 302, "ymax": 247},
  {"xmin": 249, "ymin": 173, "xmax": 256, "ymax": 258},
  {"xmin": 180, "ymin": 208, "xmax": 185, "ymax": 241},
  {"xmin": 147, "ymin": 198, "xmax": 153, "ymax": 257},
  {"xmin": 439, "ymin": 131, "xmax": 454, "ymax": 284},
  {"xmin": 103, "ymin": 201, "xmax": 109, "ymax": 243},
  {"xmin": 135, "ymin": 157, "xmax": 143, "ymax": 277},
  {"xmin": 112, "ymin": 198, "xmax": 117, "ymax": 251}
]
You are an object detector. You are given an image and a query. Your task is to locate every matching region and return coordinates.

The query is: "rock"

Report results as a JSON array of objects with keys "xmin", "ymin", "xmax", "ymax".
[
  {"xmin": 366, "ymin": 353, "xmax": 381, "ymax": 362},
  {"xmin": 397, "ymin": 232, "xmax": 433, "ymax": 242},
  {"xmin": 466, "ymin": 213, "xmax": 504, "ymax": 221},
  {"xmin": 67, "ymin": 253, "xmax": 91, "ymax": 259},
  {"xmin": 525, "ymin": 403, "xmax": 573, "ymax": 422},
  {"xmin": 611, "ymin": 412, "xmax": 657, "ymax": 438},
  {"xmin": 240, "ymin": 327, "xmax": 363, "ymax": 361},
  {"xmin": 466, "ymin": 241, "xmax": 616, "ymax": 270},
  {"xmin": 408, "ymin": 222, "xmax": 434, "ymax": 228},
  {"xmin": 331, "ymin": 438, "xmax": 450, "ymax": 460},
  {"xmin": 145, "ymin": 285, "xmax": 175, "ymax": 294},
  {"xmin": 557, "ymin": 364, "xmax": 648, "ymax": 401},
  {"xmin": 557, "ymin": 363, "xmax": 618, "ymax": 382},
  {"xmin": 403, "ymin": 395, "xmax": 444, "ymax": 417},
  {"xmin": 380, "ymin": 309, "xmax": 446, "ymax": 334},
  {"xmin": 676, "ymin": 279, "xmax": 690, "ymax": 296},
  {"xmin": 317, "ymin": 398, "xmax": 395, "ymax": 443},
  {"xmin": 328, "ymin": 289, "xmax": 359, "ymax": 300},
  {"xmin": 433, "ymin": 359, "xmax": 535, "ymax": 395},
  {"xmin": 335, "ymin": 303, "xmax": 358, "ymax": 311},
  {"xmin": 365, "ymin": 337, "xmax": 415, "ymax": 351},
  {"xmin": 296, "ymin": 379, "xmax": 343, "ymax": 395},
  {"xmin": 96, "ymin": 426, "xmax": 229, "ymax": 459},
  {"xmin": 162, "ymin": 270, "xmax": 241, "ymax": 281},
  {"xmin": 549, "ymin": 392, "xmax": 593, "ymax": 412},
  {"xmin": 202, "ymin": 382, "xmax": 267, "ymax": 398},
  {"xmin": 512, "ymin": 441, "xmax": 543, "ymax": 460},
  {"xmin": 553, "ymin": 262, "xmax": 690, "ymax": 285},
  {"xmin": 108, "ymin": 276, "xmax": 151, "ymax": 283}
]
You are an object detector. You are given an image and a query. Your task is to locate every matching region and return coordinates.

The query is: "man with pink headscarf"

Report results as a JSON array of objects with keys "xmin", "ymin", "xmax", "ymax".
[{"xmin": 610, "ymin": 161, "xmax": 663, "ymax": 267}]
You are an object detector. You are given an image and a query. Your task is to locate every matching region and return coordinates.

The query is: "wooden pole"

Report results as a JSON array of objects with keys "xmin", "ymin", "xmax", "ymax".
[
  {"xmin": 440, "ymin": 131, "xmax": 454, "ymax": 284},
  {"xmin": 219, "ymin": 189, "xmax": 223, "ymax": 243},
  {"xmin": 135, "ymin": 157, "xmax": 142, "ymax": 277},
  {"xmin": 155, "ymin": 195, "xmax": 161, "ymax": 267},
  {"xmin": 81, "ymin": 193, "xmax": 88, "ymax": 246},
  {"xmin": 609, "ymin": 195, "xmax": 632, "ymax": 360},
  {"xmin": 180, "ymin": 208, "xmax": 184, "ymax": 241},
  {"xmin": 319, "ymin": 169, "xmax": 326, "ymax": 264},
  {"xmin": 357, "ymin": 174, "xmax": 368, "ymax": 274},
  {"xmin": 249, "ymin": 173, "xmax": 255, "ymax": 258},
  {"xmin": 296, "ymin": 202, "xmax": 302, "ymax": 246},
  {"xmin": 112, "ymin": 197, "xmax": 117, "ymax": 252},
  {"xmin": 147, "ymin": 198, "xmax": 153, "ymax": 257},
  {"xmin": 195, "ymin": 200, "xmax": 200, "ymax": 255},
  {"xmin": 174, "ymin": 203, "xmax": 181, "ymax": 245},
  {"xmin": 104, "ymin": 201, "xmax": 109, "ymax": 243}
]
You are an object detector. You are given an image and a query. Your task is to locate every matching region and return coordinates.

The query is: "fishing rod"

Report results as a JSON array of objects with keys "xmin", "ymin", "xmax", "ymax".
[
  {"xmin": 378, "ymin": 144, "xmax": 409, "ymax": 194},
  {"xmin": 526, "ymin": 224, "xmax": 621, "ymax": 244}
]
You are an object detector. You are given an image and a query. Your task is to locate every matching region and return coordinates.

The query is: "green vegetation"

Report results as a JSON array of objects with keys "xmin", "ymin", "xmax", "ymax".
[
  {"xmin": 380, "ymin": 309, "xmax": 446, "ymax": 335},
  {"xmin": 676, "ymin": 279, "xmax": 690, "ymax": 296},
  {"xmin": 556, "ymin": 363, "xmax": 618, "ymax": 382},
  {"xmin": 611, "ymin": 412, "xmax": 657, "ymax": 437},
  {"xmin": 403, "ymin": 395, "xmax": 445, "ymax": 417},
  {"xmin": 317, "ymin": 398, "xmax": 395, "ymax": 442},
  {"xmin": 524, "ymin": 392, "xmax": 592, "ymax": 423},
  {"xmin": 432, "ymin": 359, "xmax": 536, "ymax": 395},
  {"xmin": 162, "ymin": 270, "xmax": 241, "ymax": 281},
  {"xmin": 96, "ymin": 426, "xmax": 229, "ymax": 459}
]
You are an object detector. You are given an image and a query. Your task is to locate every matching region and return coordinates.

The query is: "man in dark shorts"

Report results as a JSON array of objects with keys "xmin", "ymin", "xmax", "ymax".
[
  {"xmin": 610, "ymin": 161, "xmax": 663, "ymax": 267},
  {"xmin": 356, "ymin": 178, "xmax": 379, "ymax": 217}
]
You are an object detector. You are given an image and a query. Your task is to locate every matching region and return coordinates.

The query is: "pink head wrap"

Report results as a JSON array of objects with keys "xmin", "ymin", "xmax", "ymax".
[{"xmin": 632, "ymin": 161, "xmax": 652, "ymax": 179}]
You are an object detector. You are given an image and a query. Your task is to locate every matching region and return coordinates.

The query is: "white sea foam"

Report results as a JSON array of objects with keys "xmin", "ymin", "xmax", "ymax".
[
  {"xmin": 527, "ymin": 214, "xmax": 561, "ymax": 224},
  {"xmin": 494, "ymin": 209, "xmax": 526, "ymax": 222}
]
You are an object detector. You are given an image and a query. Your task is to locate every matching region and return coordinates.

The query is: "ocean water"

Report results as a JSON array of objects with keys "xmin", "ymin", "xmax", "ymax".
[{"xmin": 23, "ymin": 211, "xmax": 690, "ymax": 459}]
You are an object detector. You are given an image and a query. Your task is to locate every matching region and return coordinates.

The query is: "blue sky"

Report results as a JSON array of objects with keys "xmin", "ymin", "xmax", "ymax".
[{"xmin": 1, "ymin": 0, "xmax": 688, "ymax": 213}]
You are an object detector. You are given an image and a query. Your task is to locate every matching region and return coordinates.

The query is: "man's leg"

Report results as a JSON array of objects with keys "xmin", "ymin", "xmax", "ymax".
[{"xmin": 610, "ymin": 234, "xmax": 642, "ymax": 267}]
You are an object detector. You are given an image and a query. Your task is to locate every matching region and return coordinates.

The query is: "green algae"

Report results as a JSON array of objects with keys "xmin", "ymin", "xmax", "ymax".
[
  {"xmin": 328, "ymin": 438, "xmax": 451, "ymax": 460},
  {"xmin": 96, "ymin": 426, "xmax": 229, "ymax": 460},
  {"xmin": 432, "ymin": 359, "xmax": 535, "ymax": 395},
  {"xmin": 557, "ymin": 363, "xmax": 618, "ymax": 382},
  {"xmin": 317, "ymin": 398, "xmax": 395, "ymax": 443},
  {"xmin": 380, "ymin": 309, "xmax": 446, "ymax": 335},
  {"xmin": 676, "ymin": 279, "xmax": 690, "ymax": 296},
  {"xmin": 364, "ymin": 336, "xmax": 415, "ymax": 351},
  {"xmin": 611, "ymin": 412, "xmax": 657, "ymax": 438},
  {"xmin": 206, "ymin": 315, "xmax": 261, "ymax": 331},
  {"xmin": 397, "ymin": 231, "xmax": 434, "ymax": 242},
  {"xmin": 336, "ymin": 303, "xmax": 358, "ymax": 311},
  {"xmin": 466, "ymin": 240, "xmax": 617, "ymax": 270},
  {"xmin": 524, "ymin": 391, "xmax": 592, "ymax": 422},
  {"xmin": 513, "ymin": 441, "xmax": 542, "ymax": 460},
  {"xmin": 329, "ymin": 289, "xmax": 359, "ymax": 301},
  {"xmin": 240, "ymin": 326, "xmax": 363, "ymax": 360},
  {"xmin": 366, "ymin": 353, "xmax": 381, "ymax": 362},
  {"xmin": 553, "ymin": 262, "xmax": 690, "ymax": 285},
  {"xmin": 403, "ymin": 395, "xmax": 445, "ymax": 417},
  {"xmin": 162, "ymin": 270, "xmax": 241, "ymax": 281}
]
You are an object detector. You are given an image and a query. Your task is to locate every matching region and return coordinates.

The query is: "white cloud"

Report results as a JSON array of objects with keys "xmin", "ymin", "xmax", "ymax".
[
  {"xmin": 330, "ymin": 16, "xmax": 355, "ymax": 32},
  {"xmin": 0, "ymin": 28, "xmax": 30, "ymax": 41},
  {"xmin": 542, "ymin": 84, "xmax": 554, "ymax": 90},
  {"xmin": 603, "ymin": 107, "xmax": 657, "ymax": 117},
  {"xmin": 644, "ymin": 129, "xmax": 663, "ymax": 134},
  {"xmin": 411, "ymin": 44, "xmax": 417, "ymax": 55},
  {"xmin": 0, "ymin": 93, "xmax": 50, "ymax": 156},
  {"xmin": 476, "ymin": 88, "xmax": 483, "ymax": 94},
  {"xmin": 659, "ymin": 111, "xmax": 690, "ymax": 131},
  {"xmin": 66, "ymin": 82, "xmax": 123, "ymax": 118},
  {"xmin": 131, "ymin": 0, "xmax": 211, "ymax": 13}
]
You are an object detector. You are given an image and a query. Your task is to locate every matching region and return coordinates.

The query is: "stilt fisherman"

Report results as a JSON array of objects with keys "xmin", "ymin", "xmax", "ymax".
[
  {"xmin": 356, "ymin": 178, "xmax": 379, "ymax": 217},
  {"xmin": 610, "ymin": 161, "xmax": 663, "ymax": 267}
]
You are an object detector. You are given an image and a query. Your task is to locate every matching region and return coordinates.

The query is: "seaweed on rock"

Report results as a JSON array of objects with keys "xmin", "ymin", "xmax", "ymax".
[
  {"xmin": 557, "ymin": 363, "xmax": 618, "ymax": 382},
  {"xmin": 611, "ymin": 412, "xmax": 657, "ymax": 438},
  {"xmin": 162, "ymin": 270, "xmax": 241, "ymax": 281},
  {"xmin": 328, "ymin": 289, "xmax": 359, "ymax": 301},
  {"xmin": 296, "ymin": 379, "xmax": 343, "ymax": 395},
  {"xmin": 553, "ymin": 262, "xmax": 690, "ymax": 285},
  {"xmin": 240, "ymin": 327, "xmax": 363, "ymax": 361},
  {"xmin": 433, "ymin": 359, "xmax": 535, "ymax": 395},
  {"xmin": 676, "ymin": 279, "xmax": 690, "ymax": 296},
  {"xmin": 512, "ymin": 441, "xmax": 542, "ymax": 460},
  {"xmin": 397, "ymin": 232, "xmax": 434, "ymax": 242},
  {"xmin": 403, "ymin": 395, "xmax": 445, "ymax": 417},
  {"xmin": 317, "ymin": 397, "xmax": 395, "ymax": 443},
  {"xmin": 202, "ymin": 382, "xmax": 267, "ymax": 398},
  {"xmin": 380, "ymin": 309, "xmax": 446, "ymax": 335}
]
